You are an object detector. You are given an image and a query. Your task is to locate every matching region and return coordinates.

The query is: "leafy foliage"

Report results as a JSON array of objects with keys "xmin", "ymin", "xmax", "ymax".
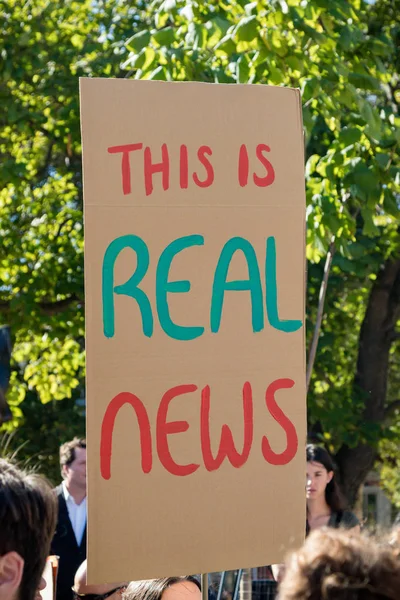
[
  {"xmin": 0, "ymin": 0, "xmax": 135, "ymax": 421},
  {"xmin": 0, "ymin": 0, "xmax": 399, "ymax": 502}
]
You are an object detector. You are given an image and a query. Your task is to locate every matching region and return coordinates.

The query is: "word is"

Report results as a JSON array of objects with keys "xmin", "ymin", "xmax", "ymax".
[{"xmin": 107, "ymin": 143, "xmax": 275, "ymax": 196}]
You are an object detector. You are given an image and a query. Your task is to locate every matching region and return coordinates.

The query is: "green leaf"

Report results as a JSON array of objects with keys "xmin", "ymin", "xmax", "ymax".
[
  {"xmin": 383, "ymin": 189, "xmax": 399, "ymax": 216},
  {"xmin": 125, "ymin": 30, "xmax": 151, "ymax": 53},
  {"xmin": 306, "ymin": 154, "xmax": 320, "ymax": 177},
  {"xmin": 267, "ymin": 64, "xmax": 284, "ymax": 85},
  {"xmin": 286, "ymin": 55, "xmax": 303, "ymax": 74},
  {"xmin": 235, "ymin": 15, "xmax": 258, "ymax": 42},
  {"xmin": 152, "ymin": 27, "xmax": 175, "ymax": 46},
  {"xmin": 351, "ymin": 164, "xmax": 380, "ymax": 194},
  {"xmin": 349, "ymin": 72, "xmax": 380, "ymax": 92},
  {"xmin": 358, "ymin": 98, "xmax": 382, "ymax": 140},
  {"xmin": 339, "ymin": 127, "xmax": 362, "ymax": 146},
  {"xmin": 338, "ymin": 26, "xmax": 363, "ymax": 51},
  {"xmin": 141, "ymin": 48, "xmax": 157, "ymax": 73},
  {"xmin": 121, "ymin": 49, "xmax": 146, "ymax": 71},
  {"xmin": 376, "ymin": 153, "xmax": 391, "ymax": 170},
  {"xmin": 236, "ymin": 56, "xmax": 250, "ymax": 83},
  {"xmin": 214, "ymin": 33, "xmax": 236, "ymax": 55},
  {"xmin": 361, "ymin": 208, "xmax": 380, "ymax": 237},
  {"xmin": 148, "ymin": 65, "xmax": 168, "ymax": 80},
  {"xmin": 302, "ymin": 78, "xmax": 320, "ymax": 103}
]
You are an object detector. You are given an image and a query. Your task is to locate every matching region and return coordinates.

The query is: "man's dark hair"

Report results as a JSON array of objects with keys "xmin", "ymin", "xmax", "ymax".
[
  {"xmin": 0, "ymin": 458, "xmax": 57, "ymax": 600},
  {"xmin": 60, "ymin": 437, "xmax": 86, "ymax": 470}
]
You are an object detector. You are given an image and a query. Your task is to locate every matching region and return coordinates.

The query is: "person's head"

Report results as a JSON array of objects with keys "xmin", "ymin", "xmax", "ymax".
[
  {"xmin": 123, "ymin": 577, "xmax": 201, "ymax": 600},
  {"xmin": 278, "ymin": 528, "xmax": 400, "ymax": 600},
  {"xmin": 73, "ymin": 560, "xmax": 127, "ymax": 600},
  {"xmin": 0, "ymin": 458, "xmax": 57, "ymax": 600},
  {"xmin": 306, "ymin": 444, "xmax": 345, "ymax": 511},
  {"xmin": 60, "ymin": 437, "xmax": 87, "ymax": 492}
]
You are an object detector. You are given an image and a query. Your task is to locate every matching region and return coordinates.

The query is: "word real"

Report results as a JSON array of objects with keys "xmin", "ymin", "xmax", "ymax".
[
  {"xmin": 102, "ymin": 235, "xmax": 302, "ymax": 340},
  {"xmin": 100, "ymin": 378, "xmax": 298, "ymax": 480},
  {"xmin": 107, "ymin": 143, "xmax": 275, "ymax": 196}
]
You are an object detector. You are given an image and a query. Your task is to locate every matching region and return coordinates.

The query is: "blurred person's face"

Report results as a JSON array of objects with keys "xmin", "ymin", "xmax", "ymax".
[
  {"xmin": 63, "ymin": 447, "xmax": 87, "ymax": 493},
  {"xmin": 306, "ymin": 461, "xmax": 333, "ymax": 501},
  {"xmin": 162, "ymin": 582, "xmax": 201, "ymax": 600}
]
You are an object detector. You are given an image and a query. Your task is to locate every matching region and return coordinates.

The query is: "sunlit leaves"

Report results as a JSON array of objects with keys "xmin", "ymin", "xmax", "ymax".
[
  {"xmin": 0, "ymin": 0, "xmax": 133, "ymax": 425},
  {"xmin": 1, "ymin": 0, "xmax": 399, "ymax": 500}
]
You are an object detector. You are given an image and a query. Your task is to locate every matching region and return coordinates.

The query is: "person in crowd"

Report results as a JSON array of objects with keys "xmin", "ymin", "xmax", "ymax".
[
  {"xmin": 306, "ymin": 444, "xmax": 360, "ymax": 534},
  {"xmin": 0, "ymin": 458, "xmax": 57, "ymax": 600},
  {"xmin": 123, "ymin": 577, "xmax": 201, "ymax": 600},
  {"xmin": 72, "ymin": 560, "xmax": 127, "ymax": 600},
  {"xmin": 273, "ymin": 444, "xmax": 360, "ymax": 582},
  {"xmin": 277, "ymin": 528, "xmax": 400, "ymax": 600},
  {"xmin": 51, "ymin": 438, "xmax": 87, "ymax": 600}
]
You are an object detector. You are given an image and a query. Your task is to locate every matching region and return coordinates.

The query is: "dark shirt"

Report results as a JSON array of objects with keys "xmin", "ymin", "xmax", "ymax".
[
  {"xmin": 306, "ymin": 510, "xmax": 359, "ymax": 536},
  {"xmin": 328, "ymin": 510, "xmax": 360, "ymax": 529},
  {"xmin": 50, "ymin": 485, "xmax": 86, "ymax": 600}
]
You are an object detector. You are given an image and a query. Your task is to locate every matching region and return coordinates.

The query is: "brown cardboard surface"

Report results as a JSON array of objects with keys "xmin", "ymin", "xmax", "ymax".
[{"xmin": 80, "ymin": 79, "xmax": 306, "ymax": 584}]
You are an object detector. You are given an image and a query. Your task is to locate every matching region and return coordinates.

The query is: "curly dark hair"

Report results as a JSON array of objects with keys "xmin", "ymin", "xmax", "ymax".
[
  {"xmin": 59, "ymin": 437, "xmax": 86, "ymax": 474},
  {"xmin": 278, "ymin": 528, "xmax": 400, "ymax": 600}
]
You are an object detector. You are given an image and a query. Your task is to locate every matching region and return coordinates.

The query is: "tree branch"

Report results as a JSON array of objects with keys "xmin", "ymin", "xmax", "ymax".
[{"xmin": 306, "ymin": 240, "xmax": 335, "ymax": 391}]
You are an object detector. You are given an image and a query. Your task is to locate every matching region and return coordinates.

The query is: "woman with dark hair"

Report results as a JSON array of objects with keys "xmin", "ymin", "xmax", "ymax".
[
  {"xmin": 306, "ymin": 444, "xmax": 359, "ymax": 533},
  {"xmin": 272, "ymin": 445, "xmax": 360, "ymax": 582},
  {"xmin": 123, "ymin": 577, "xmax": 201, "ymax": 600}
]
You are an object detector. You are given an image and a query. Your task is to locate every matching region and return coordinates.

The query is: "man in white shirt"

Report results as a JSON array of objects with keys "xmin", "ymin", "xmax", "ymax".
[{"xmin": 51, "ymin": 438, "xmax": 87, "ymax": 600}]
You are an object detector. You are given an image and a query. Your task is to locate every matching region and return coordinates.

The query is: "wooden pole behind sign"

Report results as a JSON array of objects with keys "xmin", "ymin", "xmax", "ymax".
[{"xmin": 201, "ymin": 573, "xmax": 208, "ymax": 600}]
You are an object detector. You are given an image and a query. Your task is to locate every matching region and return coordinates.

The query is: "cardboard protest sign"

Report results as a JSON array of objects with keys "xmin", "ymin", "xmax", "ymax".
[{"xmin": 80, "ymin": 79, "xmax": 306, "ymax": 584}]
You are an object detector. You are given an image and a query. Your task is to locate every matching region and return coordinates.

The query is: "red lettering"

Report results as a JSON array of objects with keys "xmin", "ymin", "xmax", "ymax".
[
  {"xmin": 193, "ymin": 146, "xmax": 214, "ymax": 188},
  {"xmin": 107, "ymin": 144, "xmax": 143, "ymax": 195},
  {"xmin": 262, "ymin": 378, "xmax": 298, "ymax": 465},
  {"xmin": 180, "ymin": 144, "xmax": 189, "ymax": 189},
  {"xmin": 100, "ymin": 392, "xmax": 152, "ymax": 480},
  {"xmin": 144, "ymin": 143, "xmax": 170, "ymax": 196},
  {"xmin": 200, "ymin": 382, "xmax": 253, "ymax": 471},
  {"xmin": 253, "ymin": 144, "xmax": 275, "ymax": 187},
  {"xmin": 156, "ymin": 384, "xmax": 200, "ymax": 476},
  {"xmin": 238, "ymin": 144, "xmax": 249, "ymax": 187}
]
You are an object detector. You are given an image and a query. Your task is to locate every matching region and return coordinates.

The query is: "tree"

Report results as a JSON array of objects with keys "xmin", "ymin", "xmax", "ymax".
[
  {"xmin": 117, "ymin": 0, "xmax": 400, "ymax": 507},
  {"xmin": 0, "ymin": 0, "xmax": 135, "ymax": 465},
  {"xmin": 1, "ymin": 0, "xmax": 399, "ymax": 505}
]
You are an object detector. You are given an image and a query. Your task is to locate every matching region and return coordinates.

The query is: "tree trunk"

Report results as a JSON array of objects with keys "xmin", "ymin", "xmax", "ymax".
[{"xmin": 335, "ymin": 257, "xmax": 400, "ymax": 506}]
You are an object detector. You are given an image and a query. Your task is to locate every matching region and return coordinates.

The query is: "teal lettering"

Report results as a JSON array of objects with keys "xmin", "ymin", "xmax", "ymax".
[
  {"xmin": 211, "ymin": 237, "xmax": 263, "ymax": 333},
  {"xmin": 102, "ymin": 235, "xmax": 153, "ymax": 338},
  {"xmin": 265, "ymin": 236, "xmax": 302, "ymax": 332},
  {"xmin": 156, "ymin": 235, "xmax": 204, "ymax": 340}
]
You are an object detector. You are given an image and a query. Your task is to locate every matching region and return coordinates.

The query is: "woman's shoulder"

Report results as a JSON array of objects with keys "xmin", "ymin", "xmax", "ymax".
[{"xmin": 335, "ymin": 510, "xmax": 360, "ymax": 528}]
